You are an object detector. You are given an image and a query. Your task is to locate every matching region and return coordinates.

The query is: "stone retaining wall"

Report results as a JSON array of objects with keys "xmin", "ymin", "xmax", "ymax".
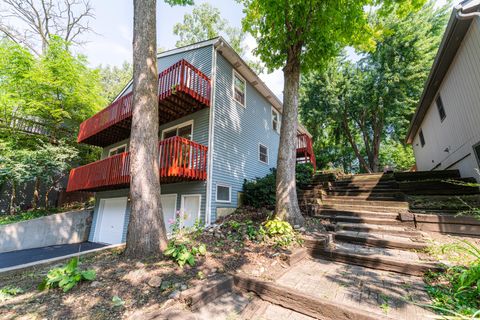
[{"xmin": 0, "ymin": 209, "xmax": 93, "ymax": 253}]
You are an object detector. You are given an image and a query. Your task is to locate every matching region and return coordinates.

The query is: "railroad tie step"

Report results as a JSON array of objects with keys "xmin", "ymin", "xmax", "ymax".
[{"xmin": 333, "ymin": 230, "xmax": 428, "ymax": 250}]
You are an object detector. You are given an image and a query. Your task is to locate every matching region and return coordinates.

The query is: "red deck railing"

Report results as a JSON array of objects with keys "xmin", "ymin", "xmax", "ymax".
[
  {"xmin": 77, "ymin": 59, "xmax": 211, "ymax": 143},
  {"xmin": 296, "ymin": 133, "xmax": 316, "ymax": 171},
  {"xmin": 66, "ymin": 136, "xmax": 208, "ymax": 192}
]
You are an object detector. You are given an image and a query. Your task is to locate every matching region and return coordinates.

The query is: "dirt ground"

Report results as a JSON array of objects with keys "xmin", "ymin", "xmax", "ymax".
[{"xmin": 0, "ymin": 209, "xmax": 322, "ymax": 320}]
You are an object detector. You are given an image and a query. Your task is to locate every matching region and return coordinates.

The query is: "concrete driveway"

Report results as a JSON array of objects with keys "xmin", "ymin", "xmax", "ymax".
[{"xmin": 0, "ymin": 242, "xmax": 107, "ymax": 269}]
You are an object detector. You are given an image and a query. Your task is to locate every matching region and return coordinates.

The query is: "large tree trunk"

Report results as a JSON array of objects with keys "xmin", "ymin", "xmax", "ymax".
[
  {"xmin": 125, "ymin": 0, "xmax": 168, "ymax": 258},
  {"xmin": 275, "ymin": 50, "xmax": 304, "ymax": 226}
]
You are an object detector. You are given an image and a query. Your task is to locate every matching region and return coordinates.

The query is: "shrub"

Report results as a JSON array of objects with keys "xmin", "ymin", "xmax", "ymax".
[
  {"xmin": 243, "ymin": 163, "xmax": 314, "ymax": 208},
  {"xmin": 38, "ymin": 257, "xmax": 96, "ymax": 292},
  {"xmin": 163, "ymin": 240, "xmax": 207, "ymax": 268},
  {"xmin": 425, "ymin": 240, "xmax": 480, "ymax": 318},
  {"xmin": 0, "ymin": 286, "xmax": 23, "ymax": 301},
  {"xmin": 263, "ymin": 217, "xmax": 298, "ymax": 247}
]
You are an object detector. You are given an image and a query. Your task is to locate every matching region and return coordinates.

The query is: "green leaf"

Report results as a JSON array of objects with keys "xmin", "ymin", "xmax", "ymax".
[
  {"xmin": 81, "ymin": 270, "xmax": 96, "ymax": 281},
  {"xmin": 112, "ymin": 295, "xmax": 125, "ymax": 307}
]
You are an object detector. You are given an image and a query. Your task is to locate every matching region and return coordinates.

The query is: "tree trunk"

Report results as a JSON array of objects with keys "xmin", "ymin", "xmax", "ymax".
[
  {"xmin": 32, "ymin": 177, "xmax": 40, "ymax": 210},
  {"xmin": 275, "ymin": 50, "xmax": 304, "ymax": 226},
  {"xmin": 341, "ymin": 114, "xmax": 372, "ymax": 173},
  {"xmin": 125, "ymin": 0, "xmax": 168, "ymax": 258},
  {"xmin": 9, "ymin": 182, "xmax": 16, "ymax": 215}
]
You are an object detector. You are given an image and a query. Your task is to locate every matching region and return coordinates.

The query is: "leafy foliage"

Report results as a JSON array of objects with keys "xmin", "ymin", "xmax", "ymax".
[
  {"xmin": 98, "ymin": 62, "xmax": 133, "ymax": 103},
  {"xmin": 163, "ymin": 241, "xmax": 207, "ymax": 268},
  {"xmin": 299, "ymin": 2, "xmax": 448, "ymax": 172},
  {"xmin": 243, "ymin": 164, "xmax": 314, "ymax": 208},
  {"xmin": 38, "ymin": 257, "xmax": 96, "ymax": 293},
  {"xmin": 425, "ymin": 241, "xmax": 480, "ymax": 318},
  {"xmin": 0, "ymin": 286, "xmax": 24, "ymax": 301},
  {"xmin": 263, "ymin": 218, "xmax": 299, "ymax": 247}
]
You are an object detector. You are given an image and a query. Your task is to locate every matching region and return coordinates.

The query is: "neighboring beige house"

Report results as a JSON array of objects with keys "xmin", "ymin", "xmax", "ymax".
[{"xmin": 406, "ymin": 0, "xmax": 480, "ymax": 180}]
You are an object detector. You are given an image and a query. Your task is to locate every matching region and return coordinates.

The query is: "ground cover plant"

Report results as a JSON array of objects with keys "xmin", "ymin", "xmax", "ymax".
[
  {"xmin": 424, "ymin": 240, "xmax": 480, "ymax": 318},
  {"xmin": 0, "ymin": 202, "xmax": 90, "ymax": 225},
  {"xmin": 38, "ymin": 257, "xmax": 96, "ymax": 292}
]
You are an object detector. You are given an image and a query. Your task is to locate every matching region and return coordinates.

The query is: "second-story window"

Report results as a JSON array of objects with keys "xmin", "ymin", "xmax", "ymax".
[
  {"xmin": 108, "ymin": 144, "xmax": 127, "ymax": 157},
  {"xmin": 233, "ymin": 71, "xmax": 246, "ymax": 106},
  {"xmin": 271, "ymin": 107, "xmax": 280, "ymax": 133},
  {"xmin": 162, "ymin": 121, "xmax": 193, "ymax": 140},
  {"xmin": 259, "ymin": 144, "xmax": 269, "ymax": 164},
  {"xmin": 419, "ymin": 129, "xmax": 425, "ymax": 147},
  {"xmin": 436, "ymin": 95, "xmax": 446, "ymax": 122}
]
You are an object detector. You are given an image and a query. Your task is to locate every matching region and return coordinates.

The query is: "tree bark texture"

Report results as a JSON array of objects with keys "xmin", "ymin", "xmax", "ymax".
[
  {"xmin": 275, "ymin": 52, "xmax": 305, "ymax": 226},
  {"xmin": 32, "ymin": 177, "xmax": 40, "ymax": 210},
  {"xmin": 125, "ymin": 0, "xmax": 168, "ymax": 258}
]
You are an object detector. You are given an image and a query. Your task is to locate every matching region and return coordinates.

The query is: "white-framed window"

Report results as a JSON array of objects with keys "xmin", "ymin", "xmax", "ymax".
[
  {"xmin": 216, "ymin": 184, "xmax": 231, "ymax": 203},
  {"xmin": 419, "ymin": 129, "xmax": 425, "ymax": 148},
  {"xmin": 271, "ymin": 107, "xmax": 280, "ymax": 133},
  {"xmin": 161, "ymin": 120, "xmax": 194, "ymax": 140},
  {"xmin": 108, "ymin": 144, "xmax": 127, "ymax": 157},
  {"xmin": 232, "ymin": 70, "xmax": 246, "ymax": 107},
  {"xmin": 259, "ymin": 143, "xmax": 269, "ymax": 164}
]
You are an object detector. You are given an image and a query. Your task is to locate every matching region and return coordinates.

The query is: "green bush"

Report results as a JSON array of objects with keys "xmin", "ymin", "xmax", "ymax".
[
  {"xmin": 263, "ymin": 217, "xmax": 298, "ymax": 247},
  {"xmin": 425, "ymin": 241, "xmax": 480, "ymax": 318},
  {"xmin": 163, "ymin": 240, "xmax": 207, "ymax": 268},
  {"xmin": 243, "ymin": 163, "xmax": 314, "ymax": 208},
  {"xmin": 0, "ymin": 286, "xmax": 23, "ymax": 301},
  {"xmin": 38, "ymin": 257, "xmax": 96, "ymax": 292}
]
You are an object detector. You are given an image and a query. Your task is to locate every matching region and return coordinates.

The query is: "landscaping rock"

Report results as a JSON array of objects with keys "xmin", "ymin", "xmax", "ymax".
[
  {"xmin": 168, "ymin": 290, "xmax": 181, "ymax": 300},
  {"xmin": 147, "ymin": 276, "xmax": 163, "ymax": 288}
]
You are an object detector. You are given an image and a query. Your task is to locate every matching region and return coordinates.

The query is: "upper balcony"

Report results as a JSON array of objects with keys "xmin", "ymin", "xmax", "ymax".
[
  {"xmin": 77, "ymin": 59, "xmax": 211, "ymax": 147},
  {"xmin": 66, "ymin": 136, "xmax": 207, "ymax": 192}
]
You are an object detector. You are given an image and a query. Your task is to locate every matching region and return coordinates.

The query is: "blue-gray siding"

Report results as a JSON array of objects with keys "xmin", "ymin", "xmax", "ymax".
[{"xmin": 209, "ymin": 53, "xmax": 280, "ymax": 222}]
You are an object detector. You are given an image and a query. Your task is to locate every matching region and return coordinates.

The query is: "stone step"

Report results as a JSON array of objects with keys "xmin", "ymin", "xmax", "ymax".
[
  {"xmin": 334, "ymin": 222, "xmax": 419, "ymax": 237},
  {"xmin": 316, "ymin": 214, "xmax": 403, "ymax": 225},
  {"xmin": 332, "ymin": 181, "xmax": 398, "ymax": 188},
  {"xmin": 322, "ymin": 198, "xmax": 409, "ymax": 208},
  {"xmin": 317, "ymin": 209, "xmax": 399, "ymax": 219},
  {"xmin": 333, "ymin": 230, "xmax": 427, "ymax": 250},
  {"xmin": 308, "ymin": 241, "xmax": 442, "ymax": 276},
  {"xmin": 323, "ymin": 194, "xmax": 402, "ymax": 201},
  {"xmin": 321, "ymin": 203, "xmax": 409, "ymax": 213},
  {"xmin": 328, "ymin": 188, "xmax": 401, "ymax": 194}
]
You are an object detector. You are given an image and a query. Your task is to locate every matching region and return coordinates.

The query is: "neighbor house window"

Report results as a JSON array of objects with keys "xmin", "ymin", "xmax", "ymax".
[
  {"xmin": 436, "ymin": 95, "xmax": 446, "ymax": 122},
  {"xmin": 259, "ymin": 144, "xmax": 269, "ymax": 164},
  {"xmin": 419, "ymin": 129, "xmax": 425, "ymax": 147},
  {"xmin": 233, "ymin": 71, "xmax": 246, "ymax": 106},
  {"xmin": 108, "ymin": 144, "xmax": 127, "ymax": 157},
  {"xmin": 216, "ymin": 184, "xmax": 231, "ymax": 203},
  {"xmin": 271, "ymin": 107, "xmax": 280, "ymax": 133}
]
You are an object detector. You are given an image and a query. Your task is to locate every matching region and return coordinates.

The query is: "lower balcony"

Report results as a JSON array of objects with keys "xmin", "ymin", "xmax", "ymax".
[
  {"xmin": 67, "ymin": 136, "xmax": 207, "ymax": 192},
  {"xmin": 296, "ymin": 133, "xmax": 316, "ymax": 171}
]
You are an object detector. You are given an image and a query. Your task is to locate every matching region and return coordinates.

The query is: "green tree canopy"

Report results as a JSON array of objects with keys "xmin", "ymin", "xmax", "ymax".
[
  {"xmin": 98, "ymin": 62, "xmax": 133, "ymax": 103},
  {"xmin": 299, "ymin": 2, "xmax": 449, "ymax": 172}
]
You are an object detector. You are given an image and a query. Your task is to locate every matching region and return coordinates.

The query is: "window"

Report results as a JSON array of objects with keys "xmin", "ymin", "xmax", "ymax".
[
  {"xmin": 436, "ymin": 95, "xmax": 446, "ymax": 122},
  {"xmin": 233, "ymin": 71, "xmax": 246, "ymax": 106},
  {"xmin": 161, "ymin": 121, "xmax": 193, "ymax": 140},
  {"xmin": 419, "ymin": 129, "xmax": 425, "ymax": 147},
  {"xmin": 271, "ymin": 107, "xmax": 280, "ymax": 133},
  {"xmin": 216, "ymin": 184, "xmax": 231, "ymax": 203},
  {"xmin": 108, "ymin": 144, "xmax": 127, "ymax": 157},
  {"xmin": 259, "ymin": 144, "xmax": 269, "ymax": 164}
]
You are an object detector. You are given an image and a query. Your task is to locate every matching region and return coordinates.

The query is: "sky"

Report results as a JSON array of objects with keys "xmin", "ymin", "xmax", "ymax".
[{"xmin": 77, "ymin": 0, "xmax": 455, "ymax": 100}]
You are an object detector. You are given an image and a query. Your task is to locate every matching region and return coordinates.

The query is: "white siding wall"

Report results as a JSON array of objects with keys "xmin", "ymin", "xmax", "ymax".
[{"xmin": 413, "ymin": 18, "xmax": 480, "ymax": 181}]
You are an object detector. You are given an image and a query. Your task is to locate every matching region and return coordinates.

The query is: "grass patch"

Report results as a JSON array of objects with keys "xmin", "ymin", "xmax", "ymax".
[
  {"xmin": 407, "ymin": 195, "xmax": 480, "ymax": 212},
  {"xmin": 424, "ymin": 241, "xmax": 480, "ymax": 318}
]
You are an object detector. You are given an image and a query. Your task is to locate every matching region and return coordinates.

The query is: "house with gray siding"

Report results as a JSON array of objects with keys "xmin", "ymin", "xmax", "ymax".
[
  {"xmin": 66, "ymin": 37, "xmax": 315, "ymax": 244},
  {"xmin": 406, "ymin": 0, "xmax": 480, "ymax": 181}
]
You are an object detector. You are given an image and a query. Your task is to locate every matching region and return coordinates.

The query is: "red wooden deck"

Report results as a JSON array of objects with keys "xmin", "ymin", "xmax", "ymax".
[
  {"xmin": 66, "ymin": 136, "xmax": 207, "ymax": 192},
  {"xmin": 296, "ymin": 133, "xmax": 316, "ymax": 171},
  {"xmin": 77, "ymin": 59, "xmax": 211, "ymax": 147}
]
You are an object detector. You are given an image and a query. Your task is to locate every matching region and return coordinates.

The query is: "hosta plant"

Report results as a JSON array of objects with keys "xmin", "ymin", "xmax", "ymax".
[
  {"xmin": 38, "ymin": 257, "xmax": 96, "ymax": 292},
  {"xmin": 164, "ymin": 240, "xmax": 207, "ymax": 268}
]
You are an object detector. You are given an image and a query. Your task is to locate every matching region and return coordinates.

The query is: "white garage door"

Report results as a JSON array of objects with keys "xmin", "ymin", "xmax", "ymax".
[
  {"xmin": 95, "ymin": 197, "xmax": 127, "ymax": 244},
  {"xmin": 161, "ymin": 194, "xmax": 177, "ymax": 234}
]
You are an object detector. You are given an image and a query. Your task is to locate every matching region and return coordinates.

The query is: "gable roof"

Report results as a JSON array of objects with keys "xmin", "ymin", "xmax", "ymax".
[{"xmin": 405, "ymin": 0, "xmax": 480, "ymax": 144}]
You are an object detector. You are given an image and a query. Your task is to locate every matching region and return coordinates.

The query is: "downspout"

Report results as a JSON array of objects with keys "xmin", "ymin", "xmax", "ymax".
[{"xmin": 205, "ymin": 42, "xmax": 219, "ymax": 226}]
